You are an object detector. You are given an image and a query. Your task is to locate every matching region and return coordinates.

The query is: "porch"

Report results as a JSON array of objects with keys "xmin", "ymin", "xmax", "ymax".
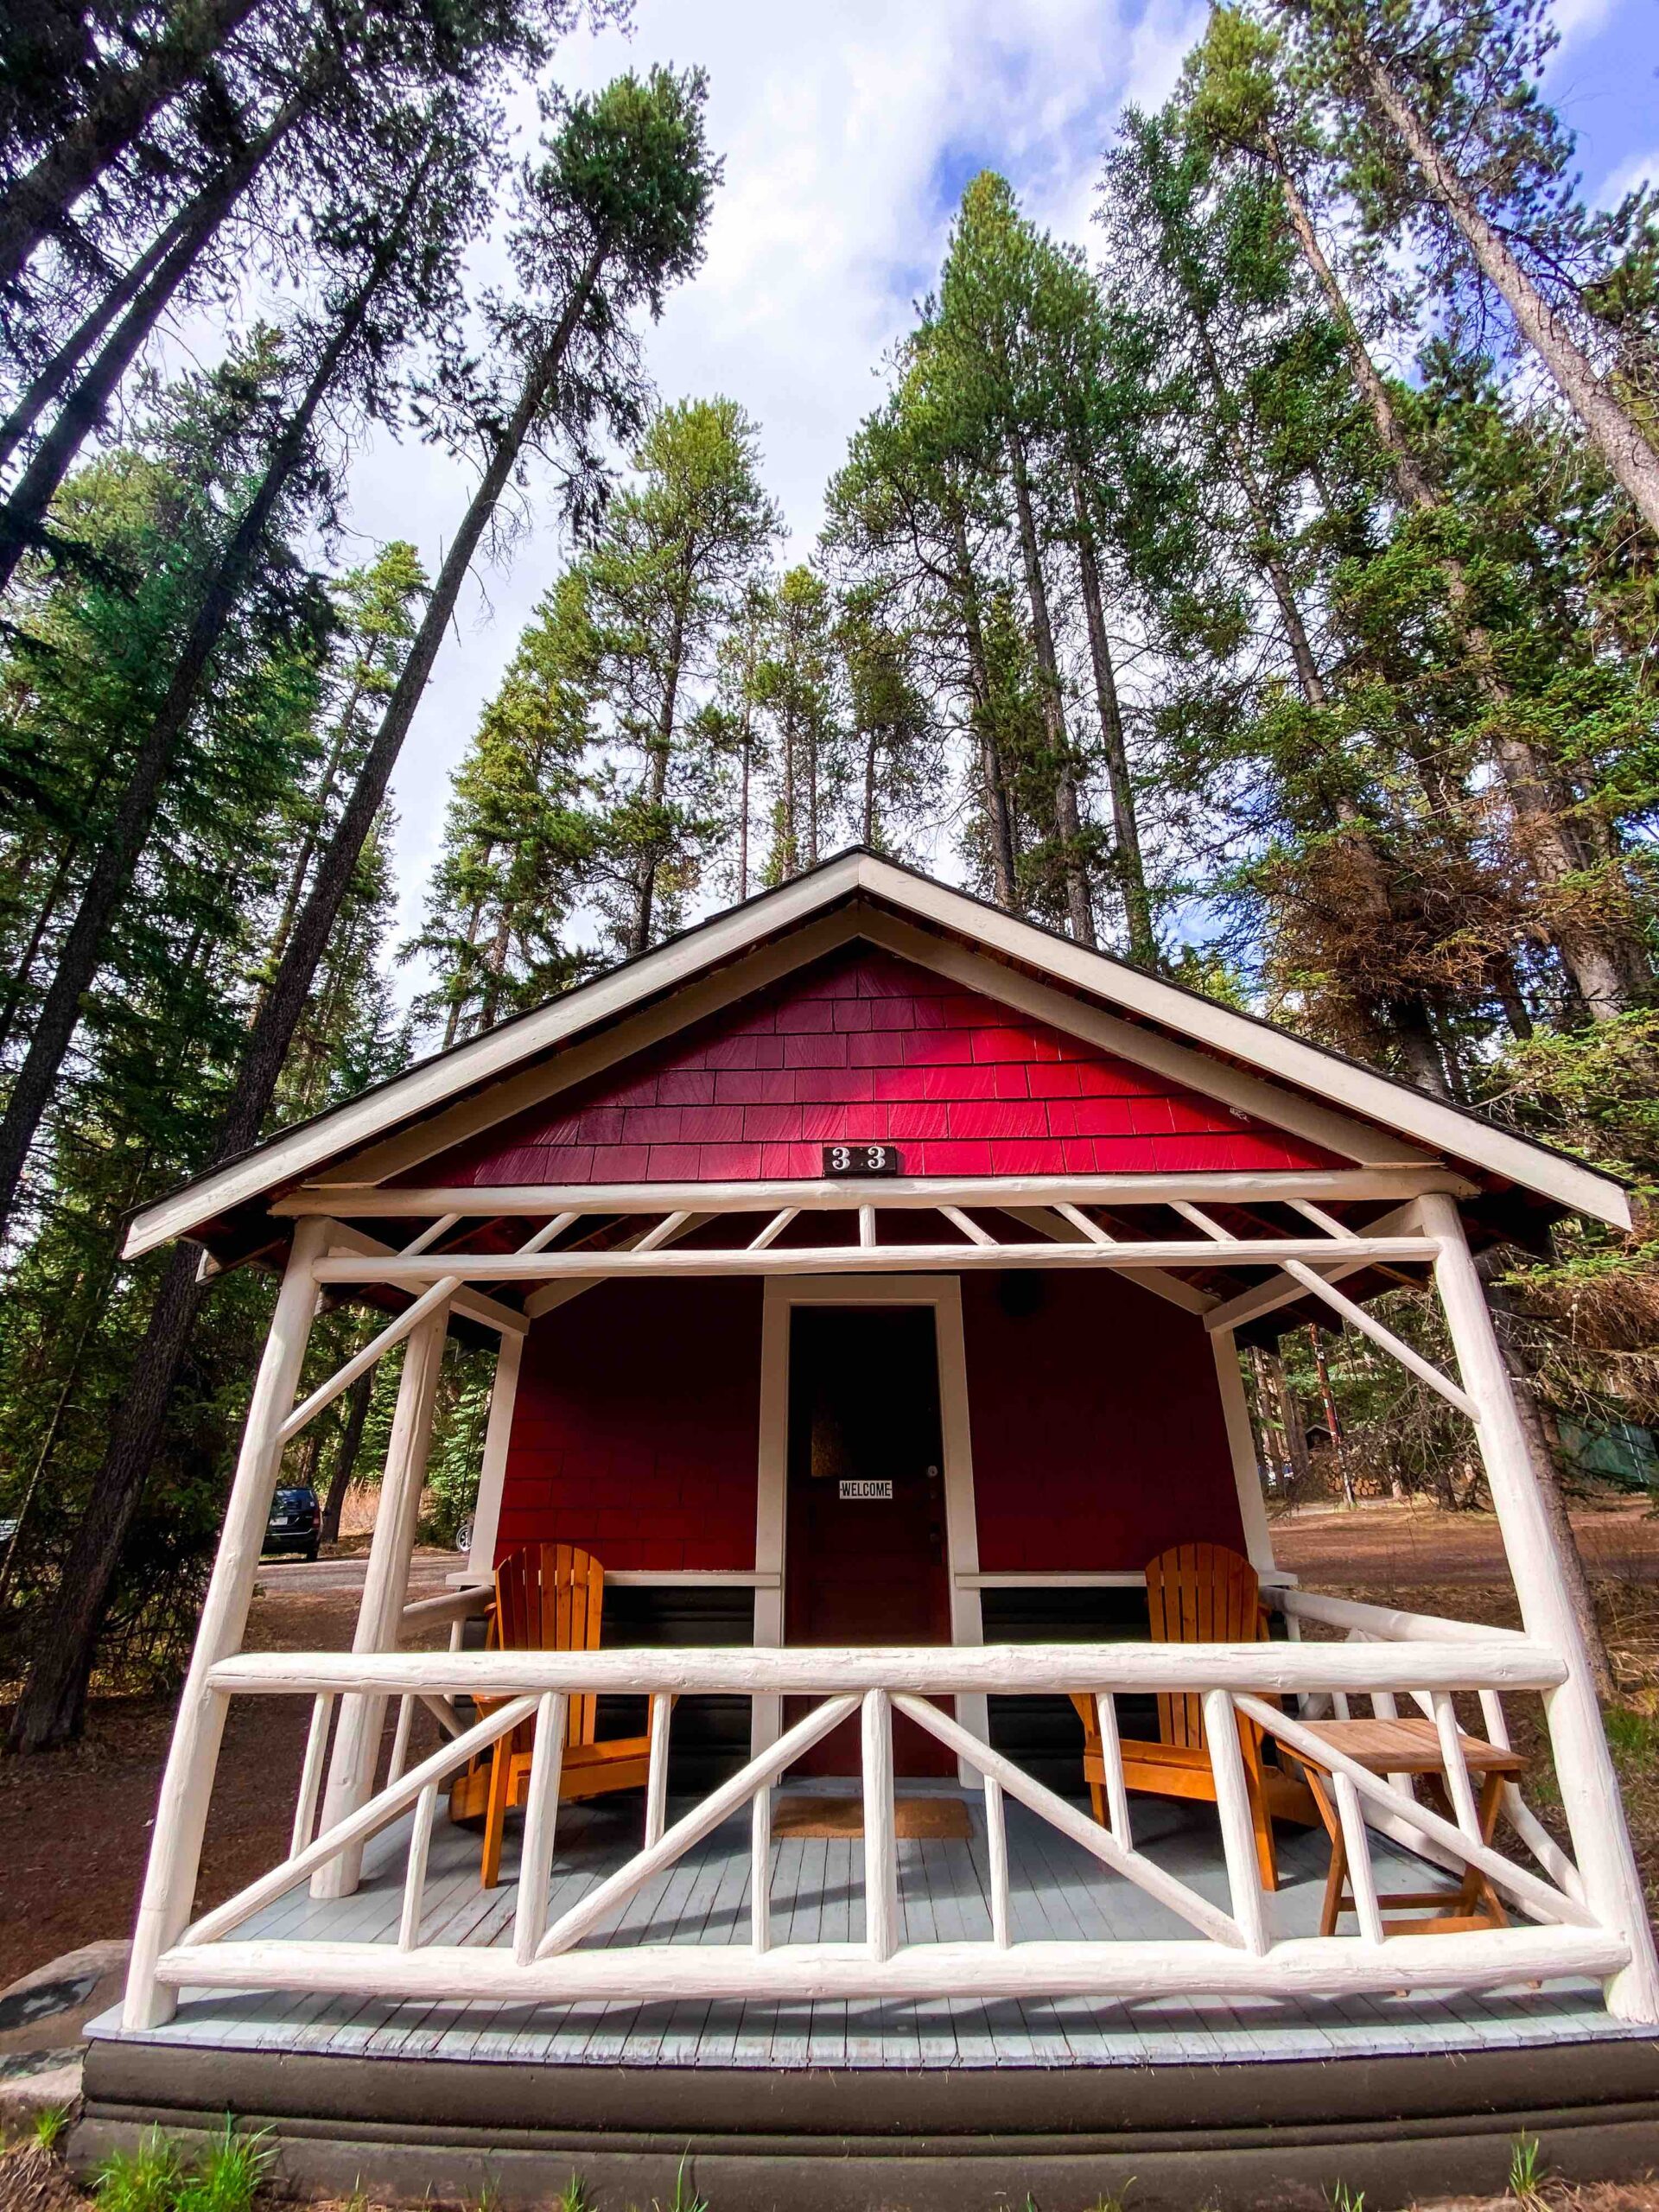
[{"xmin": 89, "ymin": 1777, "xmax": 1638, "ymax": 2075}]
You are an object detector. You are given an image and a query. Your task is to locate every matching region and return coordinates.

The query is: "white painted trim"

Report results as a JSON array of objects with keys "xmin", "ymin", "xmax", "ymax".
[
  {"xmin": 956, "ymin": 1570, "xmax": 1296, "ymax": 1589},
  {"xmin": 310, "ymin": 1236, "xmax": 1440, "ymax": 1287},
  {"xmin": 521, "ymin": 1210, "xmax": 709, "ymax": 1321},
  {"xmin": 278, "ymin": 1168, "xmax": 1468, "ymax": 1219},
  {"xmin": 463, "ymin": 1329, "xmax": 521, "ymax": 1581},
  {"xmin": 127, "ymin": 852, "xmax": 1629, "ymax": 1258},
  {"xmin": 123, "ymin": 1218, "xmax": 329, "ymax": 2032},
  {"xmin": 1202, "ymin": 1198, "xmax": 1427, "ymax": 1335},
  {"xmin": 320, "ymin": 1221, "xmax": 526, "ymax": 1338},
  {"xmin": 312, "ymin": 1298, "xmax": 448, "ymax": 1900},
  {"xmin": 993, "ymin": 1205, "xmax": 1216, "ymax": 1314},
  {"xmin": 210, "ymin": 1633, "xmax": 1568, "ymax": 1699},
  {"xmin": 124, "ymin": 882, "xmax": 871, "ymax": 1257},
  {"xmin": 1422, "ymin": 1192, "xmax": 1659, "ymax": 2022},
  {"xmin": 157, "ymin": 1924, "xmax": 1627, "ymax": 2007},
  {"xmin": 753, "ymin": 1275, "xmax": 986, "ymax": 1764},
  {"xmin": 606, "ymin": 1569, "xmax": 781, "ymax": 1588}
]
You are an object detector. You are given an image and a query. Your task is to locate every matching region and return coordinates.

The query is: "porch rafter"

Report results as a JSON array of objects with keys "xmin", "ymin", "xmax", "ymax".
[
  {"xmin": 274, "ymin": 1166, "xmax": 1473, "ymax": 1220},
  {"xmin": 307, "ymin": 1235, "xmax": 1443, "ymax": 1287}
]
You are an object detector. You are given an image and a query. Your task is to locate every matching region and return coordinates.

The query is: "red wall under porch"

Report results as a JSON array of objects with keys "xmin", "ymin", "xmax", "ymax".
[
  {"xmin": 492, "ymin": 1269, "xmax": 1247, "ymax": 1581},
  {"xmin": 493, "ymin": 1278, "xmax": 763, "ymax": 1571},
  {"xmin": 961, "ymin": 1270, "xmax": 1247, "ymax": 1573}
]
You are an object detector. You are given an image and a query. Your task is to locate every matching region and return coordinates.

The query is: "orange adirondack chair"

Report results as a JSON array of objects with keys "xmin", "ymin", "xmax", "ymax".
[
  {"xmin": 447, "ymin": 1542, "xmax": 656, "ymax": 1889},
  {"xmin": 1070, "ymin": 1541, "xmax": 1316, "ymax": 1891}
]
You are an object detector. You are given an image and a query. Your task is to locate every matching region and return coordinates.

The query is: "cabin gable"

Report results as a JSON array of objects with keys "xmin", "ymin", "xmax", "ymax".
[{"xmin": 417, "ymin": 944, "xmax": 1344, "ymax": 1186}]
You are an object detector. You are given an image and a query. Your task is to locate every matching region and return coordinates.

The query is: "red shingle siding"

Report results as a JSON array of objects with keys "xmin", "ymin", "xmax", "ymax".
[
  {"xmin": 962, "ymin": 1271, "xmax": 1246, "ymax": 1570},
  {"xmin": 494, "ymin": 1279, "xmax": 762, "ymax": 1570},
  {"xmin": 428, "ymin": 946, "xmax": 1339, "ymax": 1186}
]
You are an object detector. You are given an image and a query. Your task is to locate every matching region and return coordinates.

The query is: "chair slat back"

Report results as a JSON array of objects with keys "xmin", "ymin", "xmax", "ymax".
[
  {"xmin": 1146, "ymin": 1542, "xmax": 1262, "ymax": 1751},
  {"xmin": 490, "ymin": 1542, "xmax": 605, "ymax": 1749}
]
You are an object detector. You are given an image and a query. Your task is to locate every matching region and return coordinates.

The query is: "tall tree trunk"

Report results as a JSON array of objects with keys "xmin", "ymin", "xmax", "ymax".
[
  {"xmin": 1189, "ymin": 311, "xmax": 1334, "ymax": 710},
  {"xmin": 781, "ymin": 703, "xmax": 798, "ymax": 877},
  {"xmin": 0, "ymin": 835, "xmax": 84, "ymax": 1061},
  {"xmin": 1007, "ymin": 435, "xmax": 1093, "ymax": 946},
  {"xmin": 0, "ymin": 1257, "xmax": 120, "ymax": 1611},
  {"xmin": 0, "ymin": 0, "xmax": 265, "ymax": 290},
  {"xmin": 1268, "ymin": 139, "xmax": 1646, "ymax": 1018},
  {"xmin": 0, "ymin": 213, "xmax": 407, "ymax": 1243},
  {"xmin": 1306, "ymin": 1324, "xmax": 1353, "ymax": 1508},
  {"xmin": 950, "ymin": 509, "xmax": 1017, "ymax": 909},
  {"xmin": 0, "ymin": 185, "xmax": 212, "ymax": 473},
  {"xmin": 6, "ymin": 244, "xmax": 609, "ymax": 1752},
  {"xmin": 320, "ymin": 1368, "xmax": 373, "ymax": 1545},
  {"xmin": 1351, "ymin": 43, "xmax": 1659, "ymax": 539},
  {"xmin": 1070, "ymin": 467, "xmax": 1153, "ymax": 965},
  {"xmin": 737, "ymin": 714, "xmax": 752, "ymax": 899},
  {"xmin": 1273, "ymin": 1352, "xmax": 1312, "ymax": 1489},
  {"xmin": 0, "ymin": 93, "xmax": 301, "ymax": 595},
  {"xmin": 805, "ymin": 712, "xmax": 819, "ymax": 869},
  {"xmin": 631, "ymin": 590, "xmax": 685, "ymax": 955},
  {"xmin": 861, "ymin": 722, "xmax": 878, "ymax": 847}
]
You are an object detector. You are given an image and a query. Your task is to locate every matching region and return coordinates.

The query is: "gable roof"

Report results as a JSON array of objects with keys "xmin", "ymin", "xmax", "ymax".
[{"xmin": 124, "ymin": 848, "xmax": 1630, "ymax": 1260}]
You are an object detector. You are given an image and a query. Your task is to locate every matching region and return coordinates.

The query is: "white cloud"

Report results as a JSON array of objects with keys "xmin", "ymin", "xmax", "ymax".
[
  {"xmin": 1594, "ymin": 144, "xmax": 1659, "ymax": 209},
  {"xmin": 334, "ymin": 2, "xmax": 1204, "ymax": 968}
]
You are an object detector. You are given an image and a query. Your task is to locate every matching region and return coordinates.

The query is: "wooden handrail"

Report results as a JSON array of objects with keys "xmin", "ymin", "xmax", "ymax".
[{"xmin": 208, "ymin": 1636, "xmax": 1566, "ymax": 1700}]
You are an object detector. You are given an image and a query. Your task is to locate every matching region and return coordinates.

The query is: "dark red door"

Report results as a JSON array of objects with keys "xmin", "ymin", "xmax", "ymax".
[{"xmin": 784, "ymin": 1304, "xmax": 953, "ymax": 1777}]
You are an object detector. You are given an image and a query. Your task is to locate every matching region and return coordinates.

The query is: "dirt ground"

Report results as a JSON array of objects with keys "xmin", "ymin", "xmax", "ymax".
[{"xmin": 0, "ymin": 1562, "xmax": 456, "ymax": 1991}]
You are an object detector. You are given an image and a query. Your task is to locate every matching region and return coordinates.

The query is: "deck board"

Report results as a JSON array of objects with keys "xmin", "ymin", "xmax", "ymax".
[{"xmin": 98, "ymin": 1786, "xmax": 1644, "ymax": 2072}]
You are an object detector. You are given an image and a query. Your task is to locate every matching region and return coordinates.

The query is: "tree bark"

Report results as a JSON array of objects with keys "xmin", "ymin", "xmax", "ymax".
[
  {"xmin": 0, "ymin": 93, "xmax": 301, "ymax": 596},
  {"xmin": 1353, "ymin": 43, "xmax": 1659, "ymax": 539},
  {"xmin": 631, "ymin": 587, "xmax": 686, "ymax": 954},
  {"xmin": 1008, "ymin": 435, "xmax": 1093, "ymax": 945},
  {"xmin": 950, "ymin": 508, "xmax": 1017, "ymax": 909},
  {"xmin": 1070, "ymin": 467, "xmax": 1153, "ymax": 964},
  {"xmin": 320, "ymin": 1368, "xmax": 373, "ymax": 1546},
  {"xmin": 0, "ymin": 0, "xmax": 265, "ymax": 291},
  {"xmin": 0, "ymin": 188, "xmax": 207, "ymax": 474},
  {"xmin": 5, "ymin": 246, "xmax": 608, "ymax": 1751},
  {"xmin": 0, "ymin": 220, "xmax": 402, "ymax": 1243}
]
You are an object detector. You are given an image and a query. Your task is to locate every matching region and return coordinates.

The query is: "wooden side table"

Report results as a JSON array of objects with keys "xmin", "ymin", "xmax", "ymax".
[{"xmin": 1286, "ymin": 1716, "xmax": 1528, "ymax": 1936}]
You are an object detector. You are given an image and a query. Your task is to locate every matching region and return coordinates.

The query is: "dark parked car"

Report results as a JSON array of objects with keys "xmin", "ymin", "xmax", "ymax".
[{"xmin": 264, "ymin": 1483, "xmax": 321, "ymax": 1561}]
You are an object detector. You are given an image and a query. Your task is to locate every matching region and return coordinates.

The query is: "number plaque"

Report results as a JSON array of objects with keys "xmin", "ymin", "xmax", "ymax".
[{"xmin": 822, "ymin": 1143, "xmax": 902, "ymax": 1178}]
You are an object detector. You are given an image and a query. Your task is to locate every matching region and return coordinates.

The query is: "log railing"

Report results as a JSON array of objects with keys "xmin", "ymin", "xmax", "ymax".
[{"xmin": 121, "ymin": 1620, "xmax": 1632, "ymax": 2024}]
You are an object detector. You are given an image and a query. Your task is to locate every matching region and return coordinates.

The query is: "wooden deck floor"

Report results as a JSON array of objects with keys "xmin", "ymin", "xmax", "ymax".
[{"xmin": 91, "ymin": 1786, "xmax": 1642, "ymax": 2069}]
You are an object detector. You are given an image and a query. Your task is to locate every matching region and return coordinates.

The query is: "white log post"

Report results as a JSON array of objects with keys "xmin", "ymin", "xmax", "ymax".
[
  {"xmin": 1202, "ymin": 1689, "xmax": 1270, "ymax": 1955},
  {"xmin": 312, "ymin": 1298, "xmax": 449, "ymax": 1900},
  {"xmin": 984, "ymin": 1775, "xmax": 1011, "ymax": 1948},
  {"xmin": 645, "ymin": 1694, "xmax": 672, "ymax": 1848},
  {"xmin": 862, "ymin": 1689, "xmax": 899, "ymax": 1962},
  {"xmin": 1211, "ymin": 1329, "xmax": 1276, "ymax": 1574},
  {"xmin": 513, "ymin": 1693, "xmax": 567, "ymax": 1966},
  {"xmin": 465, "ymin": 1327, "xmax": 522, "ymax": 1582},
  {"xmin": 1421, "ymin": 1192, "xmax": 1659, "ymax": 2020},
  {"xmin": 123, "ymin": 1218, "xmax": 330, "ymax": 2030},
  {"xmin": 751, "ymin": 1786, "xmax": 772, "ymax": 1952}
]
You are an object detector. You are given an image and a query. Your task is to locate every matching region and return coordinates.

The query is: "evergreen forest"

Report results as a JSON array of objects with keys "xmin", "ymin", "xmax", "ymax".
[{"xmin": 2, "ymin": 0, "xmax": 1657, "ymax": 1745}]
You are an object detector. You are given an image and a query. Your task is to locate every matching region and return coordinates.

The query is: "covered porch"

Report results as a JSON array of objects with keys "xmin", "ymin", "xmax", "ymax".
[{"xmin": 106, "ymin": 1172, "xmax": 1659, "ymax": 2053}]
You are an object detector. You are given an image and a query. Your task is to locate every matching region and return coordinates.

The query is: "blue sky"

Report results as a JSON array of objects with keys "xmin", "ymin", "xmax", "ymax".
[{"xmin": 335, "ymin": 0, "xmax": 1659, "ymax": 982}]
